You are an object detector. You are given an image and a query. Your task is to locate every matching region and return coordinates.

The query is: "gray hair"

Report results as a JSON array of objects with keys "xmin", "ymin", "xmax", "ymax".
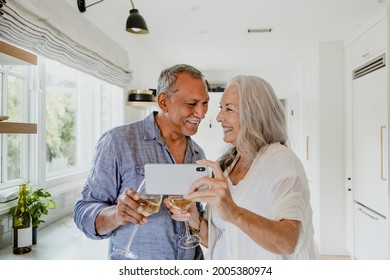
[
  {"xmin": 218, "ymin": 75, "xmax": 288, "ymax": 169},
  {"xmin": 157, "ymin": 64, "xmax": 206, "ymax": 99}
]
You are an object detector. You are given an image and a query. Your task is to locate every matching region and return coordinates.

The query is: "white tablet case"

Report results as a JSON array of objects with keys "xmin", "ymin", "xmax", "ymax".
[{"xmin": 144, "ymin": 163, "xmax": 209, "ymax": 195}]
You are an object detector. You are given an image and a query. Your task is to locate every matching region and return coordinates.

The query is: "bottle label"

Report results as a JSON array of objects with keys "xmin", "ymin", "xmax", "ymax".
[{"xmin": 13, "ymin": 227, "xmax": 32, "ymax": 247}]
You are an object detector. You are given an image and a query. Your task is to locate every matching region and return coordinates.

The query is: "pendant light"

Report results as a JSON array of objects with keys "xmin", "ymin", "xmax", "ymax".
[
  {"xmin": 76, "ymin": 0, "xmax": 149, "ymax": 35},
  {"xmin": 126, "ymin": 0, "xmax": 149, "ymax": 34}
]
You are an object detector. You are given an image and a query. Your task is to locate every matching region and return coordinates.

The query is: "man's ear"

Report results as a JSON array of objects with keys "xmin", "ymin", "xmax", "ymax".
[{"xmin": 158, "ymin": 93, "xmax": 169, "ymax": 112}]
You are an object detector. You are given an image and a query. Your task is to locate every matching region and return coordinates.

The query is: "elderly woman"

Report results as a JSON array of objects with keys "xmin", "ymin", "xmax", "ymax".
[{"xmin": 165, "ymin": 75, "xmax": 315, "ymax": 259}]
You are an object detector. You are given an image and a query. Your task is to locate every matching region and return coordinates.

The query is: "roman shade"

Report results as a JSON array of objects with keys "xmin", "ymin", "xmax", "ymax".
[{"xmin": 0, "ymin": 0, "xmax": 132, "ymax": 87}]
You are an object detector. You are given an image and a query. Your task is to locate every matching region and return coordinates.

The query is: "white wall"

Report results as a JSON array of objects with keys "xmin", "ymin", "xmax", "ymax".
[{"xmin": 204, "ymin": 68, "xmax": 293, "ymax": 100}]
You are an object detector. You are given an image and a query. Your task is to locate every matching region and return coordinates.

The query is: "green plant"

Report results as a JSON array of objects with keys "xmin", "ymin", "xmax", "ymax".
[{"xmin": 10, "ymin": 185, "xmax": 56, "ymax": 228}]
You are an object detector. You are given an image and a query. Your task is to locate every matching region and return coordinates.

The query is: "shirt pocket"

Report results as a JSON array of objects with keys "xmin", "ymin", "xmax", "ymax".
[
  {"xmin": 135, "ymin": 164, "xmax": 145, "ymax": 175},
  {"xmin": 134, "ymin": 164, "xmax": 146, "ymax": 193}
]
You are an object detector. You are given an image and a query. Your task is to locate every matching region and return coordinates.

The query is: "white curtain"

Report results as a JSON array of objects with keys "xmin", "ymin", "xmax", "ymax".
[{"xmin": 0, "ymin": 0, "xmax": 132, "ymax": 87}]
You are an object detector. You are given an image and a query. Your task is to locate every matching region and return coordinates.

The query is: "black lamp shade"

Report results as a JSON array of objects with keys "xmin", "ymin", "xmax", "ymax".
[{"xmin": 126, "ymin": 9, "xmax": 149, "ymax": 34}]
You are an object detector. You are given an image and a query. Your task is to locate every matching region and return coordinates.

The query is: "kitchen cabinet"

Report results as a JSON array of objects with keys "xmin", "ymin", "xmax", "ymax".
[
  {"xmin": 293, "ymin": 42, "xmax": 345, "ymax": 255},
  {"xmin": 353, "ymin": 65, "xmax": 388, "ymax": 216},
  {"xmin": 350, "ymin": 18, "xmax": 387, "ymax": 69},
  {"xmin": 301, "ymin": 56, "xmax": 315, "ymax": 183},
  {"xmin": 345, "ymin": 13, "xmax": 390, "ymax": 260},
  {"xmin": 354, "ymin": 203, "xmax": 388, "ymax": 259}
]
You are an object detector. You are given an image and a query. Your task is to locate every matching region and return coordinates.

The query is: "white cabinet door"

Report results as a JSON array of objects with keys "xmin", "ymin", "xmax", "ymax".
[
  {"xmin": 301, "ymin": 56, "xmax": 316, "ymax": 183},
  {"xmin": 354, "ymin": 202, "xmax": 388, "ymax": 259},
  {"xmin": 351, "ymin": 18, "xmax": 387, "ymax": 68},
  {"xmin": 353, "ymin": 67, "xmax": 388, "ymax": 216}
]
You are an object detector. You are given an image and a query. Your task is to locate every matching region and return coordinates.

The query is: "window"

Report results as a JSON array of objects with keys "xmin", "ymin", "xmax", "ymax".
[
  {"xmin": 44, "ymin": 58, "xmax": 124, "ymax": 179},
  {"xmin": 0, "ymin": 57, "xmax": 125, "ymax": 192},
  {"xmin": 45, "ymin": 59, "xmax": 78, "ymax": 173},
  {"xmin": 0, "ymin": 65, "xmax": 30, "ymax": 188}
]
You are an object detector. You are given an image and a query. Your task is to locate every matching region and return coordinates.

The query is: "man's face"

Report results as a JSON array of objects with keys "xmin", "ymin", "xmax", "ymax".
[{"xmin": 163, "ymin": 72, "xmax": 209, "ymax": 137}]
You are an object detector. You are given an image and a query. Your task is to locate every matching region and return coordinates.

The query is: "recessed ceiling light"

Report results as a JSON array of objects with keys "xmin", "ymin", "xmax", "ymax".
[{"xmin": 190, "ymin": 5, "xmax": 202, "ymax": 11}]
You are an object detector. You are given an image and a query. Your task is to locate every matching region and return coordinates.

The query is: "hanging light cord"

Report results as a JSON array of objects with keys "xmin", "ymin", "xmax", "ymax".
[{"xmin": 130, "ymin": 0, "xmax": 135, "ymax": 9}]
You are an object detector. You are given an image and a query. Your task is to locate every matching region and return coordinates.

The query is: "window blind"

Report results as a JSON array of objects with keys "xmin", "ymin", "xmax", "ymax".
[{"xmin": 0, "ymin": 0, "xmax": 132, "ymax": 88}]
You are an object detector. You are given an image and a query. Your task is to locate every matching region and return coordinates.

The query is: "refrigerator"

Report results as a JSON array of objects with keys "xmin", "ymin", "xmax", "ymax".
[{"xmin": 352, "ymin": 54, "xmax": 389, "ymax": 259}]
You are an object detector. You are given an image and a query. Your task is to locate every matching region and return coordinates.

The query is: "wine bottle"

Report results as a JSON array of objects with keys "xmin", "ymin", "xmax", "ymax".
[{"xmin": 12, "ymin": 184, "xmax": 32, "ymax": 254}]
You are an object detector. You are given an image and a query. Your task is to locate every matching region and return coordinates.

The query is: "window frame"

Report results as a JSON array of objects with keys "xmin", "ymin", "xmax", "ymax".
[
  {"xmin": 0, "ymin": 56, "xmax": 126, "ymax": 194},
  {"xmin": 0, "ymin": 65, "xmax": 32, "ymax": 189}
]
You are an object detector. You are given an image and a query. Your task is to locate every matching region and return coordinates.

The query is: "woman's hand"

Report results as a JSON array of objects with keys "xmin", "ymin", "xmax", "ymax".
[
  {"xmin": 163, "ymin": 198, "xmax": 201, "ymax": 229},
  {"xmin": 163, "ymin": 197, "xmax": 191, "ymax": 221},
  {"xmin": 184, "ymin": 159, "xmax": 239, "ymax": 223}
]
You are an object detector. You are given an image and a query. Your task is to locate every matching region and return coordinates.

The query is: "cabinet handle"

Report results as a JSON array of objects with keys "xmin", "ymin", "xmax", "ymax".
[
  {"xmin": 380, "ymin": 125, "xmax": 386, "ymax": 181},
  {"xmin": 306, "ymin": 136, "xmax": 310, "ymax": 160},
  {"xmin": 358, "ymin": 208, "xmax": 379, "ymax": 220}
]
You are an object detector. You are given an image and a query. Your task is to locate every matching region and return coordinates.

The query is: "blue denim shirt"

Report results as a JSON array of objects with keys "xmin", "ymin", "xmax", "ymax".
[{"xmin": 74, "ymin": 112, "xmax": 205, "ymax": 260}]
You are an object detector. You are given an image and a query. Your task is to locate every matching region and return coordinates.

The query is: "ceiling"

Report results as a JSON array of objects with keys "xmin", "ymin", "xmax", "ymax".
[{"xmin": 71, "ymin": 0, "xmax": 386, "ymax": 74}]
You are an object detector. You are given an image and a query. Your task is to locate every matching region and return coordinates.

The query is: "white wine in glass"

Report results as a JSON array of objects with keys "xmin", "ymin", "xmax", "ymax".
[
  {"xmin": 111, "ymin": 180, "xmax": 163, "ymax": 259},
  {"xmin": 168, "ymin": 196, "xmax": 193, "ymax": 212},
  {"xmin": 168, "ymin": 195, "xmax": 201, "ymax": 249},
  {"xmin": 138, "ymin": 195, "xmax": 162, "ymax": 216}
]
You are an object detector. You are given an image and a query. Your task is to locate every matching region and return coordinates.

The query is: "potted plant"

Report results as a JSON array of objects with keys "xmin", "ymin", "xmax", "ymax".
[{"xmin": 10, "ymin": 184, "xmax": 56, "ymax": 244}]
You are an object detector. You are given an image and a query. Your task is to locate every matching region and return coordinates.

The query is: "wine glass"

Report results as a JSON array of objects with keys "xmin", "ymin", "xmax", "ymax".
[
  {"xmin": 111, "ymin": 179, "xmax": 163, "ymax": 259},
  {"xmin": 168, "ymin": 195, "xmax": 201, "ymax": 249}
]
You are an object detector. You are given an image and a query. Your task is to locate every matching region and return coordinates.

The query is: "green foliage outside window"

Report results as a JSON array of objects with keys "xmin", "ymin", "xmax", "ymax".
[
  {"xmin": 7, "ymin": 74, "xmax": 22, "ymax": 180},
  {"xmin": 46, "ymin": 91, "xmax": 76, "ymax": 171}
]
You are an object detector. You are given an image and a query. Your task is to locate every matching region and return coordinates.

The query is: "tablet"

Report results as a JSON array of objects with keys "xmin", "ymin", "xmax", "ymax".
[{"xmin": 144, "ymin": 163, "xmax": 209, "ymax": 195}]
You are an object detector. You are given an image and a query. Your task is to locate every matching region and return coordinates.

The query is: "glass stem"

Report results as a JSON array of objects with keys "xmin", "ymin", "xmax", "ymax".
[
  {"xmin": 124, "ymin": 224, "xmax": 139, "ymax": 251},
  {"xmin": 184, "ymin": 221, "xmax": 191, "ymax": 238}
]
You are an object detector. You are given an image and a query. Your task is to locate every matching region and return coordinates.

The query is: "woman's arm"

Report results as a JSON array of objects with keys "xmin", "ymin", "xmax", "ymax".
[
  {"xmin": 228, "ymin": 206, "xmax": 300, "ymax": 254},
  {"xmin": 185, "ymin": 159, "xmax": 300, "ymax": 255}
]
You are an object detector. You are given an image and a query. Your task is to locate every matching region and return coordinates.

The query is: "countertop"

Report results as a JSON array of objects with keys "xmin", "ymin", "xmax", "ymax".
[{"xmin": 0, "ymin": 216, "xmax": 109, "ymax": 260}]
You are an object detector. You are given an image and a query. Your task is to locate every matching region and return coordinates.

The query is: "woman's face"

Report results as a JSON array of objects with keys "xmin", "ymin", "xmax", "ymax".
[{"xmin": 216, "ymin": 85, "xmax": 240, "ymax": 146}]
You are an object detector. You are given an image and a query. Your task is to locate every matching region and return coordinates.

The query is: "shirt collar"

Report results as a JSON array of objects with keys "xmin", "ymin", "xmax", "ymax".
[{"xmin": 143, "ymin": 111, "xmax": 162, "ymax": 142}]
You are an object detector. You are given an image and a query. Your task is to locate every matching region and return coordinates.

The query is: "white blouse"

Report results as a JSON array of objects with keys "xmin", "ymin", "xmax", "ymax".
[
  {"xmin": 206, "ymin": 142, "xmax": 315, "ymax": 260},
  {"xmin": 209, "ymin": 177, "xmax": 236, "ymax": 260}
]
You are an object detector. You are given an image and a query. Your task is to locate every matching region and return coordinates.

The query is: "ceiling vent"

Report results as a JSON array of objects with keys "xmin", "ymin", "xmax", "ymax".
[{"xmin": 247, "ymin": 28, "xmax": 272, "ymax": 33}]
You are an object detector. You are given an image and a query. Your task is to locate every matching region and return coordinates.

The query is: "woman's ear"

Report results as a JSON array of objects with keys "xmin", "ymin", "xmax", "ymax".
[{"xmin": 158, "ymin": 93, "xmax": 169, "ymax": 112}]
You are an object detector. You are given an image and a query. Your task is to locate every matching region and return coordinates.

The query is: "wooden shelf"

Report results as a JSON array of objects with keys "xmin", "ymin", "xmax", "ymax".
[
  {"xmin": 0, "ymin": 41, "xmax": 37, "ymax": 65},
  {"xmin": 0, "ymin": 122, "xmax": 37, "ymax": 134},
  {"xmin": 126, "ymin": 101, "xmax": 158, "ymax": 109}
]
